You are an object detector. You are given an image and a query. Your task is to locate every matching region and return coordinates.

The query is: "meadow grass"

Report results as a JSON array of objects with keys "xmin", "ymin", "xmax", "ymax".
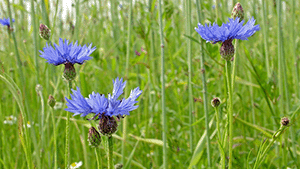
[{"xmin": 0, "ymin": 0, "xmax": 299, "ymax": 168}]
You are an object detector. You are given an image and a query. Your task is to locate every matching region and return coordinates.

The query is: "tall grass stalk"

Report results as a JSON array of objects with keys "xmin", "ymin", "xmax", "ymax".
[
  {"xmin": 225, "ymin": 60, "xmax": 233, "ymax": 169},
  {"xmin": 262, "ymin": 0, "xmax": 270, "ymax": 78},
  {"xmin": 50, "ymin": 107, "xmax": 57, "ymax": 169},
  {"xmin": 196, "ymin": 0, "xmax": 211, "ymax": 166},
  {"xmin": 158, "ymin": 0, "xmax": 167, "ymax": 168},
  {"xmin": 122, "ymin": 0, "xmax": 133, "ymax": 164},
  {"xmin": 75, "ymin": 0, "xmax": 80, "ymax": 40},
  {"xmin": 30, "ymin": 0, "xmax": 39, "ymax": 83},
  {"xmin": 291, "ymin": 0, "xmax": 298, "ymax": 164},
  {"xmin": 186, "ymin": 0, "xmax": 194, "ymax": 154},
  {"xmin": 65, "ymin": 80, "xmax": 72, "ymax": 168},
  {"xmin": 37, "ymin": 89, "xmax": 45, "ymax": 166}
]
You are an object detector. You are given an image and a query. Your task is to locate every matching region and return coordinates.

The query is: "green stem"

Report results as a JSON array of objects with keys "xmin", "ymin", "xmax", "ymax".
[
  {"xmin": 65, "ymin": 80, "xmax": 72, "ymax": 168},
  {"xmin": 51, "ymin": 107, "xmax": 57, "ymax": 169},
  {"xmin": 75, "ymin": 0, "xmax": 80, "ymax": 40},
  {"xmin": 226, "ymin": 61, "xmax": 233, "ymax": 169},
  {"xmin": 108, "ymin": 137, "xmax": 114, "ymax": 169},
  {"xmin": 122, "ymin": 0, "xmax": 132, "ymax": 165},
  {"xmin": 231, "ymin": 40, "xmax": 238, "ymax": 90},
  {"xmin": 30, "ymin": 0, "xmax": 39, "ymax": 84},
  {"xmin": 95, "ymin": 149, "xmax": 100, "ymax": 169},
  {"xmin": 38, "ymin": 90, "xmax": 45, "ymax": 166},
  {"xmin": 186, "ymin": 0, "xmax": 194, "ymax": 154},
  {"xmin": 158, "ymin": 0, "xmax": 167, "ymax": 168},
  {"xmin": 262, "ymin": 0, "xmax": 270, "ymax": 78},
  {"xmin": 196, "ymin": 0, "xmax": 211, "ymax": 166}
]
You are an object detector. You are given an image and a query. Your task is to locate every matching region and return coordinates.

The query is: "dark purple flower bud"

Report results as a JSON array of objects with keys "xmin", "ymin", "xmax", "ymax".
[
  {"xmin": 63, "ymin": 62, "xmax": 76, "ymax": 81},
  {"xmin": 232, "ymin": 2, "xmax": 244, "ymax": 22},
  {"xmin": 220, "ymin": 40, "xmax": 234, "ymax": 61},
  {"xmin": 39, "ymin": 24, "xmax": 51, "ymax": 40},
  {"xmin": 211, "ymin": 97, "xmax": 221, "ymax": 107},
  {"xmin": 98, "ymin": 115, "xmax": 118, "ymax": 137},
  {"xmin": 48, "ymin": 95, "xmax": 56, "ymax": 108},
  {"xmin": 88, "ymin": 127, "xmax": 101, "ymax": 148},
  {"xmin": 281, "ymin": 117, "xmax": 289, "ymax": 126}
]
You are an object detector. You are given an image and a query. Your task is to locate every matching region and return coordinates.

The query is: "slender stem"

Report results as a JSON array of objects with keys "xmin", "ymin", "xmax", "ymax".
[
  {"xmin": 65, "ymin": 80, "xmax": 72, "ymax": 168},
  {"xmin": 277, "ymin": 1, "xmax": 284, "ymax": 166},
  {"xmin": 108, "ymin": 137, "xmax": 114, "ymax": 169},
  {"xmin": 186, "ymin": 0, "xmax": 194, "ymax": 154},
  {"xmin": 226, "ymin": 61, "xmax": 233, "ymax": 169},
  {"xmin": 95, "ymin": 149, "xmax": 100, "ymax": 169},
  {"xmin": 262, "ymin": 0, "xmax": 270, "ymax": 78},
  {"xmin": 75, "ymin": 0, "xmax": 80, "ymax": 40},
  {"xmin": 158, "ymin": 0, "xmax": 167, "ymax": 168},
  {"xmin": 231, "ymin": 40, "xmax": 238, "ymax": 90},
  {"xmin": 30, "ymin": 0, "xmax": 39, "ymax": 83},
  {"xmin": 50, "ymin": 107, "xmax": 57, "ymax": 169},
  {"xmin": 41, "ymin": 0, "xmax": 50, "ymax": 26},
  {"xmin": 196, "ymin": 0, "xmax": 211, "ymax": 166},
  {"xmin": 215, "ymin": 0, "xmax": 219, "ymax": 21},
  {"xmin": 122, "ymin": 0, "xmax": 132, "ymax": 165},
  {"xmin": 38, "ymin": 90, "xmax": 45, "ymax": 166}
]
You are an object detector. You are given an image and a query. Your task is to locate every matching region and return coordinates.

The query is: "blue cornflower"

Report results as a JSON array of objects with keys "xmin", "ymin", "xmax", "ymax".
[
  {"xmin": 40, "ymin": 38, "xmax": 96, "ymax": 81},
  {"xmin": 40, "ymin": 38, "xmax": 96, "ymax": 66},
  {"xmin": 0, "ymin": 17, "xmax": 14, "ymax": 26},
  {"xmin": 195, "ymin": 17, "xmax": 260, "ymax": 44},
  {"xmin": 65, "ymin": 77, "xmax": 142, "ymax": 118}
]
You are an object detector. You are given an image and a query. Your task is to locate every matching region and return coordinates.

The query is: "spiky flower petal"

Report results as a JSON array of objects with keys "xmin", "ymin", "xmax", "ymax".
[
  {"xmin": 39, "ymin": 38, "xmax": 96, "ymax": 66},
  {"xmin": 195, "ymin": 17, "xmax": 260, "ymax": 44},
  {"xmin": 0, "ymin": 18, "xmax": 14, "ymax": 26},
  {"xmin": 65, "ymin": 78, "xmax": 142, "ymax": 118}
]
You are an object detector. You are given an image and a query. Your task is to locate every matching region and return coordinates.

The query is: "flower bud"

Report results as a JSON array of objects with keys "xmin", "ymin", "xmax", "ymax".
[
  {"xmin": 39, "ymin": 24, "xmax": 51, "ymax": 40},
  {"xmin": 232, "ymin": 2, "xmax": 244, "ymax": 21},
  {"xmin": 63, "ymin": 62, "xmax": 76, "ymax": 81},
  {"xmin": 220, "ymin": 40, "xmax": 234, "ymax": 61},
  {"xmin": 98, "ymin": 115, "xmax": 118, "ymax": 136},
  {"xmin": 211, "ymin": 97, "xmax": 221, "ymax": 108},
  {"xmin": 281, "ymin": 117, "xmax": 289, "ymax": 126},
  {"xmin": 88, "ymin": 127, "xmax": 101, "ymax": 148},
  {"xmin": 48, "ymin": 95, "xmax": 56, "ymax": 108}
]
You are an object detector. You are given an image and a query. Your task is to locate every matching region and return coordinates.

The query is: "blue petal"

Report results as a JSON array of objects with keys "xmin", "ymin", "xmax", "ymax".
[
  {"xmin": 86, "ymin": 92, "xmax": 108, "ymax": 115},
  {"xmin": 112, "ymin": 87, "xmax": 142, "ymax": 116},
  {"xmin": 65, "ymin": 87, "xmax": 92, "ymax": 117},
  {"xmin": 0, "ymin": 17, "xmax": 14, "ymax": 26},
  {"xmin": 195, "ymin": 17, "xmax": 260, "ymax": 43},
  {"xmin": 39, "ymin": 38, "xmax": 96, "ymax": 66}
]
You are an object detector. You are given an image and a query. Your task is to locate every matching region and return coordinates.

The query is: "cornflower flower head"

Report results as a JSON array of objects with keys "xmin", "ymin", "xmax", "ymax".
[
  {"xmin": 39, "ymin": 38, "xmax": 96, "ymax": 81},
  {"xmin": 65, "ymin": 77, "xmax": 142, "ymax": 136},
  {"xmin": 0, "ymin": 17, "xmax": 14, "ymax": 27},
  {"xmin": 195, "ymin": 17, "xmax": 260, "ymax": 60}
]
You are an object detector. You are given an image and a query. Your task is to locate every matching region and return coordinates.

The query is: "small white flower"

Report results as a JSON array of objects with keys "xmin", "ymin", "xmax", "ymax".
[
  {"xmin": 4, "ymin": 115, "xmax": 17, "ymax": 125},
  {"xmin": 23, "ymin": 121, "xmax": 34, "ymax": 128},
  {"xmin": 70, "ymin": 161, "xmax": 82, "ymax": 169}
]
